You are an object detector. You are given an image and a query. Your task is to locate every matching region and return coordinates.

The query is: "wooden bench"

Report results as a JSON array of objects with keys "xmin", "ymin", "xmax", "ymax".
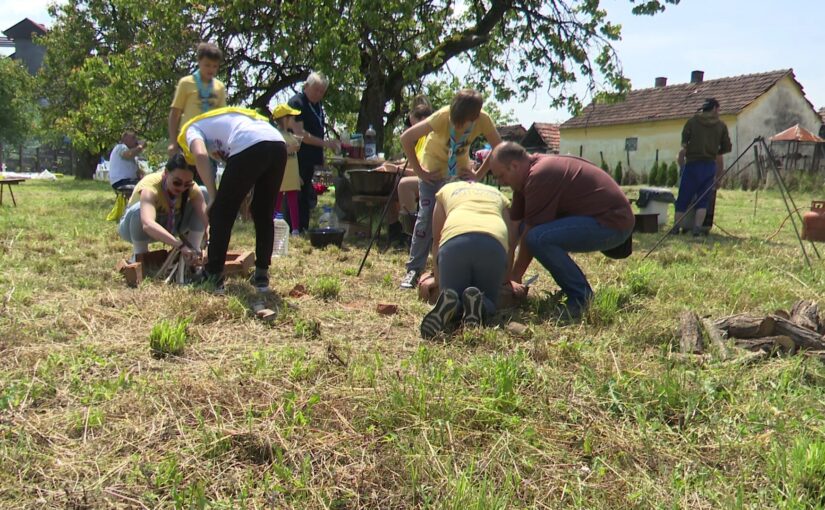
[{"xmin": 0, "ymin": 178, "xmax": 25, "ymax": 206}]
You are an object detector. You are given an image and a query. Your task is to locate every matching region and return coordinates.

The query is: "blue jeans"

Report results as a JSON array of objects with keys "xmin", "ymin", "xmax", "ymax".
[
  {"xmin": 118, "ymin": 186, "xmax": 209, "ymax": 248},
  {"xmin": 526, "ymin": 216, "xmax": 631, "ymax": 307},
  {"xmin": 438, "ymin": 233, "xmax": 507, "ymax": 316},
  {"xmin": 406, "ymin": 178, "xmax": 447, "ymax": 272}
]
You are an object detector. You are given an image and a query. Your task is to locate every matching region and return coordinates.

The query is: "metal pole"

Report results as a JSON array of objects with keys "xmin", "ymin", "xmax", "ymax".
[
  {"xmin": 757, "ymin": 137, "xmax": 820, "ymax": 265},
  {"xmin": 356, "ymin": 161, "xmax": 408, "ymax": 277}
]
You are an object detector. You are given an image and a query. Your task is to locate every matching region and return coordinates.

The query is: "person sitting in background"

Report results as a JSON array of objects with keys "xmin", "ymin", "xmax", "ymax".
[
  {"xmin": 420, "ymin": 179, "xmax": 516, "ymax": 339},
  {"xmin": 108, "ymin": 129, "xmax": 145, "ymax": 189},
  {"xmin": 118, "ymin": 153, "xmax": 208, "ymax": 263},
  {"xmin": 398, "ymin": 89, "xmax": 503, "ymax": 289},
  {"xmin": 271, "ymin": 103, "xmax": 304, "ymax": 235}
]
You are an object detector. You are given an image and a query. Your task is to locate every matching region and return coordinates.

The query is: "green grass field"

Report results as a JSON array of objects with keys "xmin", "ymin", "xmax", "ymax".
[{"xmin": 2, "ymin": 178, "xmax": 825, "ymax": 509}]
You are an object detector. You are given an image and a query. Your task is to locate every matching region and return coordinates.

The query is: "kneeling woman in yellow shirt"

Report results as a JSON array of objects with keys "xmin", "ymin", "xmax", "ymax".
[{"xmin": 420, "ymin": 180, "xmax": 515, "ymax": 339}]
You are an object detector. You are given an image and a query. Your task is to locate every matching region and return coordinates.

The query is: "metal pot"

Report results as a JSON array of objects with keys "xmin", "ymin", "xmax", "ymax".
[{"xmin": 346, "ymin": 168, "xmax": 396, "ymax": 196}]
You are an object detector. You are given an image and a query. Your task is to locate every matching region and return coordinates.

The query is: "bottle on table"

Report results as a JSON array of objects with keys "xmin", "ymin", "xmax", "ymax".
[
  {"xmin": 272, "ymin": 212, "xmax": 290, "ymax": 257},
  {"xmin": 365, "ymin": 124, "xmax": 377, "ymax": 159}
]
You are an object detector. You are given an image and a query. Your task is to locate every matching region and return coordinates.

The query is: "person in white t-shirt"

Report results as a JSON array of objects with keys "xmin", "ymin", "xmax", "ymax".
[
  {"xmin": 109, "ymin": 129, "xmax": 145, "ymax": 189},
  {"xmin": 178, "ymin": 107, "xmax": 287, "ymax": 293}
]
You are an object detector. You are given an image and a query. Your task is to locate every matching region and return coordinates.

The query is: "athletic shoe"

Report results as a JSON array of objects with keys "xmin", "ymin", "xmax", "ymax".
[
  {"xmin": 250, "ymin": 272, "xmax": 270, "ymax": 293},
  {"xmin": 420, "ymin": 289, "xmax": 459, "ymax": 339},
  {"xmin": 462, "ymin": 287, "xmax": 484, "ymax": 328},
  {"xmin": 400, "ymin": 269, "xmax": 420, "ymax": 289}
]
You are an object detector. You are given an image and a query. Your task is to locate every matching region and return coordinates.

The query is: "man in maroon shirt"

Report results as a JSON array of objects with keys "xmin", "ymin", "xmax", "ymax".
[{"xmin": 489, "ymin": 142, "xmax": 634, "ymax": 319}]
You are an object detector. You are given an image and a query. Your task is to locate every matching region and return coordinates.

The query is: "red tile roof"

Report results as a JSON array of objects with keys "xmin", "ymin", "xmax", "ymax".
[
  {"xmin": 561, "ymin": 69, "xmax": 802, "ymax": 129},
  {"xmin": 770, "ymin": 124, "xmax": 824, "ymax": 143},
  {"xmin": 3, "ymin": 18, "xmax": 47, "ymax": 39}
]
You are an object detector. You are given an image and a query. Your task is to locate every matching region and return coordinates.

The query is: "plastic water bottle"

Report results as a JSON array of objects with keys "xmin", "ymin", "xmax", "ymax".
[
  {"xmin": 273, "ymin": 212, "xmax": 290, "ymax": 257},
  {"xmin": 364, "ymin": 124, "xmax": 377, "ymax": 159},
  {"xmin": 319, "ymin": 206, "xmax": 336, "ymax": 229}
]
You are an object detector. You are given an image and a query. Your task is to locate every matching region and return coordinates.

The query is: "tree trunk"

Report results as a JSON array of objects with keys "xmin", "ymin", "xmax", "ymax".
[{"xmin": 75, "ymin": 149, "xmax": 99, "ymax": 180}]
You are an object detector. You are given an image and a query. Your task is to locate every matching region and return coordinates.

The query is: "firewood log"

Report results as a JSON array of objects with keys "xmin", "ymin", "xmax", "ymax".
[
  {"xmin": 679, "ymin": 311, "xmax": 704, "ymax": 354},
  {"xmin": 770, "ymin": 317, "xmax": 825, "ymax": 351},
  {"xmin": 790, "ymin": 300, "xmax": 822, "ymax": 334},
  {"xmin": 713, "ymin": 313, "xmax": 775, "ymax": 339},
  {"xmin": 702, "ymin": 318, "xmax": 732, "ymax": 360}
]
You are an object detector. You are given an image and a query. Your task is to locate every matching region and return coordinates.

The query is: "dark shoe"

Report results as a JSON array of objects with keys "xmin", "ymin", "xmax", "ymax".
[
  {"xmin": 400, "ymin": 269, "xmax": 420, "ymax": 289},
  {"xmin": 421, "ymin": 289, "xmax": 460, "ymax": 339},
  {"xmin": 192, "ymin": 270, "xmax": 225, "ymax": 295},
  {"xmin": 250, "ymin": 271, "xmax": 270, "ymax": 293},
  {"xmin": 462, "ymin": 287, "xmax": 484, "ymax": 328},
  {"xmin": 691, "ymin": 227, "xmax": 707, "ymax": 237},
  {"xmin": 553, "ymin": 302, "xmax": 584, "ymax": 323}
]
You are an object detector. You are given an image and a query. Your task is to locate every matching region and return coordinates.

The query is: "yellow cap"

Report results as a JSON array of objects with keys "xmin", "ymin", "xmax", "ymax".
[{"xmin": 272, "ymin": 103, "xmax": 301, "ymax": 119}]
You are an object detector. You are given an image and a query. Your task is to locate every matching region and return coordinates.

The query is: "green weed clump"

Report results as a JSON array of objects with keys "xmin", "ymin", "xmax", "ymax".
[
  {"xmin": 769, "ymin": 436, "xmax": 825, "ymax": 507},
  {"xmin": 313, "ymin": 276, "xmax": 341, "ymax": 300},
  {"xmin": 149, "ymin": 318, "xmax": 190, "ymax": 358}
]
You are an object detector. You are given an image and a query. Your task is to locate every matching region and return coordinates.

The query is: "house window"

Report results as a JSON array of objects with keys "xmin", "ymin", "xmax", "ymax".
[{"xmin": 624, "ymin": 137, "xmax": 638, "ymax": 151}]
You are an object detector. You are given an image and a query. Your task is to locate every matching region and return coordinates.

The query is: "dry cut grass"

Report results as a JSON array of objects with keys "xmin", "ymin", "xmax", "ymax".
[{"xmin": 2, "ymin": 179, "xmax": 825, "ymax": 509}]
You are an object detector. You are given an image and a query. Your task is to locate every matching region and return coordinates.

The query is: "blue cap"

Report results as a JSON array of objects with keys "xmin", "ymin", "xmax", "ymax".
[{"xmin": 275, "ymin": 212, "xmax": 284, "ymax": 219}]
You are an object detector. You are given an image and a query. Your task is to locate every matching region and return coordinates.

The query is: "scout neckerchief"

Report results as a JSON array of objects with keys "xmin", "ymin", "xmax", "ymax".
[
  {"xmin": 177, "ymin": 107, "xmax": 270, "ymax": 164},
  {"xmin": 192, "ymin": 70, "xmax": 214, "ymax": 113},
  {"xmin": 448, "ymin": 122, "xmax": 474, "ymax": 178},
  {"xmin": 160, "ymin": 176, "xmax": 178, "ymax": 234}
]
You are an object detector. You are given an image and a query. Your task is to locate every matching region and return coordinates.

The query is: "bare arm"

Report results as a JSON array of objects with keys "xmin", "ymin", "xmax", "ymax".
[
  {"xmin": 292, "ymin": 120, "xmax": 338, "ymax": 150},
  {"xmin": 504, "ymin": 208, "xmax": 517, "ymax": 283},
  {"xmin": 190, "ymin": 190, "xmax": 210, "ymax": 246},
  {"xmin": 472, "ymin": 128, "xmax": 504, "ymax": 181},
  {"xmin": 510, "ymin": 224, "xmax": 533, "ymax": 283},
  {"xmin": 430, "ymin": 200, "xmax": 446, "ymax": 282},
  {"xmin": 400, "ymin": 120, "xmax": 435, "ymax": 182},
  {"xmin": 138, "ymin": 190, "xmax": 188, "ymax": 252},
  {"xmin": 121, "ymin": 144, "xmax": 145, "ymax": 160},
  {"xmin": 168, "ymin": 108, "xmax": 183, "ymax": 155},
  {"xmin": 189, "ymin": 138, "xmax": 217, "ymax": 205}
]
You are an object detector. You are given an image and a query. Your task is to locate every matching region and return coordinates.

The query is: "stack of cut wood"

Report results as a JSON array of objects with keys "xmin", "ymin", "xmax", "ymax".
[{"xmin": 679, "ymin": 300, "xmax": 825, "ymax": 361}]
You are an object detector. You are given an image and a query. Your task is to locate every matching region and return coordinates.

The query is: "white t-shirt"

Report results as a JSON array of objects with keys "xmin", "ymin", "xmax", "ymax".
[
  {"xmin": 184, "ymin": 113, "xmax": 284, "ymax": 161},
  {"xmin": 108, "ymin": 143, "xmax": 139, "ymax": 184}
]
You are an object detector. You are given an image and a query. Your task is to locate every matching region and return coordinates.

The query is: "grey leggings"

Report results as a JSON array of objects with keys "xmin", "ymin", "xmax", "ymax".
[{"xmin": 437, "ymin": 232, "xmax": 507, "ymax": 315}]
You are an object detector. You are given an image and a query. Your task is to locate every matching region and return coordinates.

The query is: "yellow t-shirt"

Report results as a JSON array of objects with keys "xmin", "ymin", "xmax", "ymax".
[
  {"xmin": 420, "ymin": 106, "xmax": 495, "ymax": 179},
  {"xmin": 279, "ymin": 130, "xmax": 301, "ymax": 192},
  {"xmin": 436, "ymin": 181, "xmax": 511, "ymax": 252},
  {"xmin": 128, "ymin": 172, "xmax": 203, "ymax": 215},
  {"xmin": 171, "ymin": 75, "xmax": 227, "ymax": 129}
]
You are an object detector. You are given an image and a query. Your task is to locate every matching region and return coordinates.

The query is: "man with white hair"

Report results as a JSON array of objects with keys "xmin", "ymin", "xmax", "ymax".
[{"xmin": 287, "ymin": 72, "xmax": 340, "ymax": 231}]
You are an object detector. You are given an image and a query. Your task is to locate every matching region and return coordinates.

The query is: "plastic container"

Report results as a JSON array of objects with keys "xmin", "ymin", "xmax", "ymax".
[
  {"xmin": 318, "ymin": 206, "xmax": 338, "ymax": 229},
  {"xmin": 636, "ymin": 187, "xmax": 675, "ymax": 226},
  {"xmin": 272, "ymin": 212, "xmax": 290, "ymax": 258},
  {"xmin": 365, "ymin": 124, "xmax": 377, "ymax": 159},
  {"xmin": 803, "ymin": 201, "xmax": 825, "ymax": 242}
]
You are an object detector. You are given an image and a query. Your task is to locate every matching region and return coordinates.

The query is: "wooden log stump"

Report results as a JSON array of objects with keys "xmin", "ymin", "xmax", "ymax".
[
  {"xmin": 679, "ymin": 311, "xmax": 704, "ymax": 354},
  {"xmin": 713, "ymin": 313, "xmax": 775, "ymax": 339},
  {"xmin": 734, "ymin": 335, "xmax": 795, "ymax": 354}
]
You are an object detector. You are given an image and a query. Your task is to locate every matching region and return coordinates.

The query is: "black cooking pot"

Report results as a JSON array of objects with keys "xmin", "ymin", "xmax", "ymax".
[{"xmin": 347, "ymin": 169, "xmax": 396, "ymax": 196}]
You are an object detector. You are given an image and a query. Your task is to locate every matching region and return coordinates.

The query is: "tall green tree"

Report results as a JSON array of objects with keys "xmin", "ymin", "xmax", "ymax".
[
  {"xmin": 39, "ymin": 0, "xmax": 680, "ymax": 177},
  {"xmin": 0, "ymin": 58, "xmax": 38, "ymax": 157}
]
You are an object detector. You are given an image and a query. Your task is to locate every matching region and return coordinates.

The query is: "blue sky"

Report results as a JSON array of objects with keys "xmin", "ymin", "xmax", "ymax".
[{"xmin": 4, "ymin": 0, "xmax": 824, "ymax": 128}]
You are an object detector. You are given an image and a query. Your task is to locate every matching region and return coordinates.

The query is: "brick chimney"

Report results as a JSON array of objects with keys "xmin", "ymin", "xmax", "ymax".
[
  {"xmin": 690, "ymin": 70, "xmax": 704, "ymax": 84},
  {"xmin": 654, "ymin": 77, "xmax": 667, "ymax": 88}
]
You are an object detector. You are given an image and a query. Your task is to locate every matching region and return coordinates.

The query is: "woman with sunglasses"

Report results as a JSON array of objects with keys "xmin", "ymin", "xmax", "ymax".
[{"xmin": 118, "ymin": 153, "xmax": 209, "ymax": 264}]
